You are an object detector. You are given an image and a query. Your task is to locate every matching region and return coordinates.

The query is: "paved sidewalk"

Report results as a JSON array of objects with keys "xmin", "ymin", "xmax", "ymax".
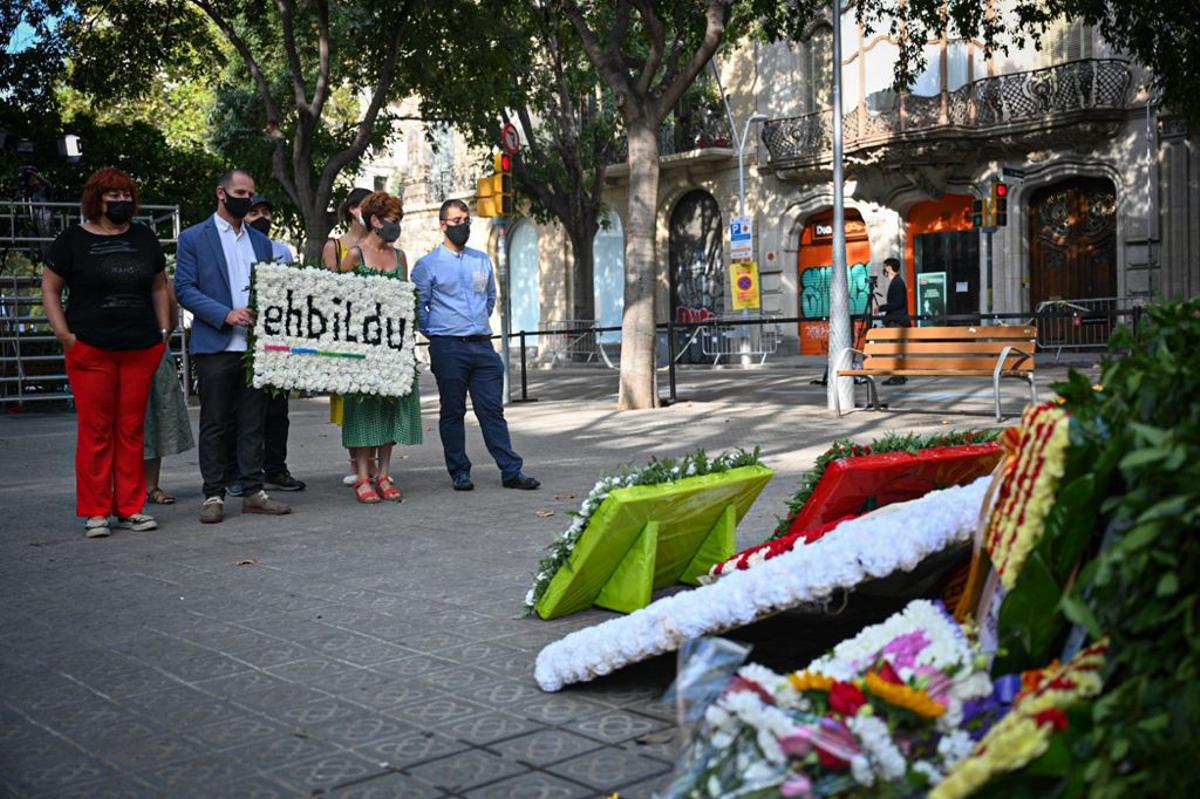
[{"xmin": 0, "ymin": 363, "xmax": 1090, "ymax": 797}]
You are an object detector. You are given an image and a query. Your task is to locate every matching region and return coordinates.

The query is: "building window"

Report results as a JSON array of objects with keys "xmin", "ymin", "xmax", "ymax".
[
  {"xmin": 1044, "ymin": 18, "xmax": 1092, "ymax": 65},
  {"xmin": 373, "ymin": 175, "xmax": 388, "ymax": 192},
  {"xmin": 808, "ymin": 25, "xmax": 833, "ymax": 111},
  {"xmin": 428, "ymin": 124, "xmax": 456, "ymax": 203}
]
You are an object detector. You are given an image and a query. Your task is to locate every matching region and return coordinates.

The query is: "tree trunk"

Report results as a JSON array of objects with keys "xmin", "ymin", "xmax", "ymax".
[
  {"xmin": 619, "ymin": 121, "xmax": 660, "ymax": 410},
  {"xmin": 568, "ymin": 225, "xmax": 597, "ymax": 324}
]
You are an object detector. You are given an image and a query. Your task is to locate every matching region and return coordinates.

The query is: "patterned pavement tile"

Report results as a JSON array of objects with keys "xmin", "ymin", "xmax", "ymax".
[
  {"xmin": 86, "ymin": 733, "xmax": 211, "ymax": 771},
  {"xmin": 562, "ymin": 709, "xmax": 671, "ymax": 745},
  {"xmin": 486, "ymin": 729, "xmax": 605, "ymax": 768},
  {"xmin": 165, "ymin": 774, "xmax": 298, "ymax": 799},
  {"xmin": 306, "ymin": 713, "xmax": 412, "ymax": 748},
  {"xmin": 188, "ymin": 715, "xmax": 284, "ymax": 750},
  {"xmin": 406, "ymin": 748, "xmax": 529, "ymax": 793},
  {"xmin": 463, "ymin": 771, "xmax": 595, "ymax": 799},
  {"xmin": 381, "ymin": 695, "xmax": 490, "ymax": 727},
  {"xmin": 353, "ymin": 730, "xmax": 470, "ymax": 769},
  {"xmin": 339, "ymin": 676, "xmax": 445, "ymax": 711},
  {"xmin": 545, "ymin": 748, "xmax": 671, "ymax": 793},
  {"xmin": 416, "ymin": 664, "xmax": 503, "ymax": 691},
  {"xmin": 368, "ymin": 654, "xmax": 457, "ymax": 679},
  {"xmin": 219, "ymin": 734, "xmax": 332, "ymax": 771},
  {"xmin": 435, "ymin": 711, "xmax": 540, "ymax": 746},
  {"xmin": 120, "ymin": 684, "xmax": 246, "ymax": 730},
  {"xmin": 136, "ymin": 752, "xmax": 254, "ymax": 791},
  {"xmin": 265, "ymin": 751, "xmax": 385, "ymax": 794},
  {"xmin": 458, "ymin": 679, "xmax": 543, "ymax": 709},
  {"xmin": 510, "ymin": 695, "xmax": 612, "ymax": 727},
  {"xmin": 328, "ymin": 770, "xmax": 444, "ymax": 799},
  {"xmin": 25, "ymin": 775, "xmax": 160, "ymax": 799},
  {"xmin": 269, "ymin": 696, "xmax": 364, "ymax": 729}
]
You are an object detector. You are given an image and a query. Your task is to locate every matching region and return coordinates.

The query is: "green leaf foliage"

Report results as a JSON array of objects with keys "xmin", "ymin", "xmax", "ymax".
[{"xmin": 987, "ymin": 299, "xmax": 1200, "ymax": 798}]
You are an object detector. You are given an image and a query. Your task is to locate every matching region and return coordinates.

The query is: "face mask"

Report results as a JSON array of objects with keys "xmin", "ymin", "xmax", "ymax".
[
  {"xmin": 445, "ymin": 223, "xmax": 470, "ymax": 247},
  {"xmin": 377, "ymin": 221, "xmax": 401, "ymax": 242},
  {"xmin": 223, "ymin": 194, "xmax": 252, "ymax": 219},
  {"xmin": 248, "ymin": 217, "xmax": 272, "ymax": 236},
  {"xmin": 104, "ymin": 200, "xmax": 134, "ymax": 225}
]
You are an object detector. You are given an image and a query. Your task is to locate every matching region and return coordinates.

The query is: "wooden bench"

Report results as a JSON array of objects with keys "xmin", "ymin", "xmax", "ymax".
[{"xmin": 835, "ymin": 325, "xmax": 1038, "ymax": 421}]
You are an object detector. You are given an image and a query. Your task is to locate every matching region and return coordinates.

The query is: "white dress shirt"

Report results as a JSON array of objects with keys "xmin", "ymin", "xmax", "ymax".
[{"xmin": 213, "ymin": 212, "xmax": 258, "ymax": 352}]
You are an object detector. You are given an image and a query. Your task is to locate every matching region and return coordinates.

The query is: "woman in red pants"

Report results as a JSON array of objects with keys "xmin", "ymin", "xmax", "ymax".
[{"xmin": 42, "ymin": 168, "xmax": 171, "ymax": 538}]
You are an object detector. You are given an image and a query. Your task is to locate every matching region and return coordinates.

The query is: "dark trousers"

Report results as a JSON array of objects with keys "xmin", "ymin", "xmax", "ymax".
[
  {"xmin": 264, "ymin": 394, "xmax": 289, "ymax": 475},
  {"xmin": 195, "ymin": 352, "xmax": 267, "ymax": 498},
  {"xmin": 428, "ymin": 337, "xmax": 522, "ymax": 481}
]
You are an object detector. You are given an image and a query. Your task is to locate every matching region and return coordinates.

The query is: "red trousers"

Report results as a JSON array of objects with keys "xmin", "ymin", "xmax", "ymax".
[{"xmin": 65, "ymin": 340, "xmax": 165, "ymax": 517}]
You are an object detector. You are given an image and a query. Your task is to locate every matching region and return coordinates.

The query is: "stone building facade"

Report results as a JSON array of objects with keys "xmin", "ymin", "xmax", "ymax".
[{"xmin": 359, "ymin": 11, "xmax": 1199, "ymax": 356}]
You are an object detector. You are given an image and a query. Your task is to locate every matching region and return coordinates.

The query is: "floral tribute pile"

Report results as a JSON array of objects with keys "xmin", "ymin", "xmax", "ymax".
[
  {"xmin": 768, "ymin": 431, "xmax": 1001, "ymax": 542},
  {"xmin": 664, "ymin": 600, "xmax": 996, "ymax": 797},
  {"xmin": 523, "ymin": 448, "xmax": 763, "ymax": 615},
  {"xmin": 534, "ymin": 477, "xmax": 989, "ymax": 691},
  {"xmin": 663, "ymin": 601, "xmax": 1109, "ymax": 799},
  {"xmin": 931, "ymin": 641, "xmax": 1108, "ymax": 799},
  {"xmin": 249, "ymin": 261, "xmax": 418, "ymax": 397}
]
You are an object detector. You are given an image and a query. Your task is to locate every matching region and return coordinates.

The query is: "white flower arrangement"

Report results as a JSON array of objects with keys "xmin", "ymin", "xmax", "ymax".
[
  {"xmin": 533, "ymin": 476, "xmax": 991, "ymax": 692},
  {"xmin": 249, "ymin": 261, "xmax": 418, "ymax": 397}
]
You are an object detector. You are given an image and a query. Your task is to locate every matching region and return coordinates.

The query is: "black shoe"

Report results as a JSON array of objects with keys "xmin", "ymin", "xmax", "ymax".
[
  {"xmin": 503, "ymin": 473, "xmax": 541, "ymax": 490},
  {"xmin": 265, "ymin": 470, "xmax": 306, "ymax": 491},
  {"xmin": 225, "ymin": 481, "xmax": 245, "ymax": 498},
  {"xmin": 452, "ymin": 473, "xmax": 474, "ymax": 491},
  {"xmin": 883, "ymin": 376, "xmax": 908, "ymax": 386}
]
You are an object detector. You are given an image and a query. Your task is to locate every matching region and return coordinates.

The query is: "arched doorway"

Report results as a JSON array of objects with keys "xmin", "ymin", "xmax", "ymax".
[
  {"xmin": 797, "ymin": 209, "xmax": 872, "ymax": 354},
  {"xmin": 592, "ymin": 210, "xmax": 624, "ymax": 343},
  {"xmin": 668, "ymin": 190, "xmax": 724, "ymax": 324},
  {"xmin": 1029, "ymin": 178, "xmax": 1118, "ymax": 347},
  {"xmin": 508, "ymin": 220, "xmax": 541, "ymax": 346},
  {"xmin": 1029, "ymin": 178, "xmax": 1117, "ymax": 306}
]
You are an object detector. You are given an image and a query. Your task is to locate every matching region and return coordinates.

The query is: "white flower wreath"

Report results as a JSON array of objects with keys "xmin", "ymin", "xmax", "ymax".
[{"xmin": 249, "ymin": 262, "xmax": 418, "ymax": 397}]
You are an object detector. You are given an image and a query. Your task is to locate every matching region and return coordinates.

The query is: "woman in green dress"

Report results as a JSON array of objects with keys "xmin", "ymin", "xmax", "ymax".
[{"xmin": 337, "ymin": 191, "xmax": 422, "ymax": 503}]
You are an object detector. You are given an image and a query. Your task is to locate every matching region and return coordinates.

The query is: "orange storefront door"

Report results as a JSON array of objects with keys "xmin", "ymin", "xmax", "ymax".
[{"xmin": 797, "ymin": 209, "xmax": 873, "ymax": 355}]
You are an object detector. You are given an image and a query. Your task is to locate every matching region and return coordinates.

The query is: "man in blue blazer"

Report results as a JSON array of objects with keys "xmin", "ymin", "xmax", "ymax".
[{"xmin": 175, "ymin": 169, "xmax": 292, "ymax": 523}]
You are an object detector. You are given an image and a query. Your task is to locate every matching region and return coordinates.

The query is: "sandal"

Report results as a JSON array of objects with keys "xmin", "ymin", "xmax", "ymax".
[
  {"xmin": 375, "ymin": 476, "xmax": 403, "ymax": 502},
  {"xmin": 354, "ymin": 478, "xmax": 381, "ymax": 504},
  {"xmin": 84, "ymin": 517, "xmax": 111, "ymax": 539},
  {"xmin": 147, "ymin": 487, "xmax": 176, "ymax": 505}
]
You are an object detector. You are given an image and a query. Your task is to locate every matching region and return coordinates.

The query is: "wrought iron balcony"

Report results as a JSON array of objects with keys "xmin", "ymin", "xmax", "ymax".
[
  {"xmin": 611, "ymin": 117, "xmax": 734, "ymax": 164},
  {"xmin": 762, "ymin": 59, "xmax": 1132, "ymax": 175}
]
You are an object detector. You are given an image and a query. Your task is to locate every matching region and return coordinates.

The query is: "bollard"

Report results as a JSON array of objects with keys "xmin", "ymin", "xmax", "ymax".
[
  {"xmin": 512, "ymin": 329, "xmax": 538, "ymax": 403},
  {"xmin": 666, "ymin": 319, "xmax": 677, "ymax": 405}
]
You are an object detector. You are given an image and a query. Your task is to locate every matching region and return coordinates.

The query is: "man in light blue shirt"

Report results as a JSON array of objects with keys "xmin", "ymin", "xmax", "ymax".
[{"xmin": 411, "ymin": 199, "xmax": 539, "ymax": 491}]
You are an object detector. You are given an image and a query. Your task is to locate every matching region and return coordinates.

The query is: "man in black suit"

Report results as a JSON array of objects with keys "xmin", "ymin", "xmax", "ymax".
[{"xmin": 879, "ymin": 257, "xmax": 911, "ymax": 385}]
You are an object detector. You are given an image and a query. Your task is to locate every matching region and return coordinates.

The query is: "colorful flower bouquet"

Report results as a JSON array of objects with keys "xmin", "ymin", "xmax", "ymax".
[{"xmin": 664, "ymin": 600, "xmax": 997, "ymax": 798}]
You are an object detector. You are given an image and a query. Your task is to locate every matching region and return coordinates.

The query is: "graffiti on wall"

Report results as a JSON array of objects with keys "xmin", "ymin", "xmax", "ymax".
[{"xmin": 800, "ymin": 263, "xmax": 872, "ymax": 319}]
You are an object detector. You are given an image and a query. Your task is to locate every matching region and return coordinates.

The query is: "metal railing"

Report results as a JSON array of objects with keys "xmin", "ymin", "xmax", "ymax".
[
  {"xmin": 0, "ymin": 200, "xmax": 181, "ymax": 249},
  {"xmin": 698, "ymin": 313, "xmax": 782, "ymax": 365},
  {"xmin": 1033, "ymin": 297, "xmax": 1131, "ymax": 359},
  {"xmin": 762, "ymin": 59, "xmax": 1132, "ymax": 166}
]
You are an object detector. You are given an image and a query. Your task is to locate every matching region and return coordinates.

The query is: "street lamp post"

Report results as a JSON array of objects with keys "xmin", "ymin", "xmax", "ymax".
[
  {"xmin": 736, "ymin": 112, "xmax": 769, "ymax": 217},
  {"xmin": 826, "ymin": 0, "xmax": 853, "ymax": 412}
]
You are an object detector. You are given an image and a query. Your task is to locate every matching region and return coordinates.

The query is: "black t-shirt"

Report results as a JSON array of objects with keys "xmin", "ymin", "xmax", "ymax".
[{"xmin": 46, "ymin": 223, "xmax": 166, "ymax": 350}]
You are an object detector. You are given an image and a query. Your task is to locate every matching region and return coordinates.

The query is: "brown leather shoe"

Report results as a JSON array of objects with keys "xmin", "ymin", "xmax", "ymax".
[
  {"xmin": 199, "ymin": 496, "xmax": 224, "ymax": 524},
  {"xmin": 242, "ymin": 490, "xmax": 291, "ymax": 515}
]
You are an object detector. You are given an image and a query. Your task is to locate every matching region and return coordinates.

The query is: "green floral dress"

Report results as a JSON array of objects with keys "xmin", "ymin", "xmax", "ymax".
[{"xmin": 341, "ymin": 253, "xmax": 423, "ymax": 449}]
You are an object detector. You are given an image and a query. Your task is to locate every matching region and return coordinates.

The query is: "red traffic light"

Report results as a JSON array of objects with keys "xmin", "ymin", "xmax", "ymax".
[
  {"xmin": 500, "ymin": 154, "xmax": 512, "ymax": 172},
  {"xmin": 995, "ymin": 182, "xmax": 1008, "ymax": 198}
]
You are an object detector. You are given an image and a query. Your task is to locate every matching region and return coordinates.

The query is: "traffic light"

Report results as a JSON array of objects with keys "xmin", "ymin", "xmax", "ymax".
[
  {"xmin": 474, "ymin": 154, "xmax": 514, "ymax": 218},
  {"xmin": 494, "ymin": 152, "xmax": 513, "ymax": 215},
  {"xmin": 991, "ymin": 181, "xmax": 1008, "ymax": 227},
  {"xmin": 972, "ymin": 198, "xmax": 985, "ymax": 229}
]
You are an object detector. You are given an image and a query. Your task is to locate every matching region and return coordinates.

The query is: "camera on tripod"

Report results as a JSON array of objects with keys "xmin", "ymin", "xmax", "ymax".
[{"xmin": 868, "ymin": 274, "xmax": 879, "ymax": 289}]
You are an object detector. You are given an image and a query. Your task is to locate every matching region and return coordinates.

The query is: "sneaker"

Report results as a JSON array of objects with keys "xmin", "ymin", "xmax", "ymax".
[
  {"xmin": 452, "ymin": 473, "xmax": 474, "ymax": 491},
  {"xmin": 115, "ymin": 513, "xmax": 158, "ymax": 532},
  {"xmin": 265, "ymin": 470, "xmax": 306, "ymax": 492},
  {"xmin": 242, "ymin": 490, "xmax": 291, "ymax": 516},
  {"xmin": 502, "ymin": 473, "xmax": 541, "ymax": 490},
  {"xmin": 226, "ymin": 481, "xmax": 245, "ymax": 498},
  {"xmin": 84, "ymin": 517, "xmax": 111, "ymax": 539},
  {"xmin": 200, "ymin": 496, "xmax": 225, "ymax": 524},
  {"xmin": 342, "ymin": 473, "xmax": 358, "ymax": 486},
  {"xmin": 882, "ymin": 376, "xmax": 908, "ymax": 386}
]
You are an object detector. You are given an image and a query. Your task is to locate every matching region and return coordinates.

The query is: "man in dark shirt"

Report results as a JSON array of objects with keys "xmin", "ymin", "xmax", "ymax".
[{"xmin": 879, "ymin": 257, "xmax": 910, "ymax": 385}]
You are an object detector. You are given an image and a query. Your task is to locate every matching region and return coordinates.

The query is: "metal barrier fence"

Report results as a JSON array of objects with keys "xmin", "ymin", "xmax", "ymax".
[{"xmin": 2, "ymin": 291, "xmax": 1143, "ymax": 407}]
